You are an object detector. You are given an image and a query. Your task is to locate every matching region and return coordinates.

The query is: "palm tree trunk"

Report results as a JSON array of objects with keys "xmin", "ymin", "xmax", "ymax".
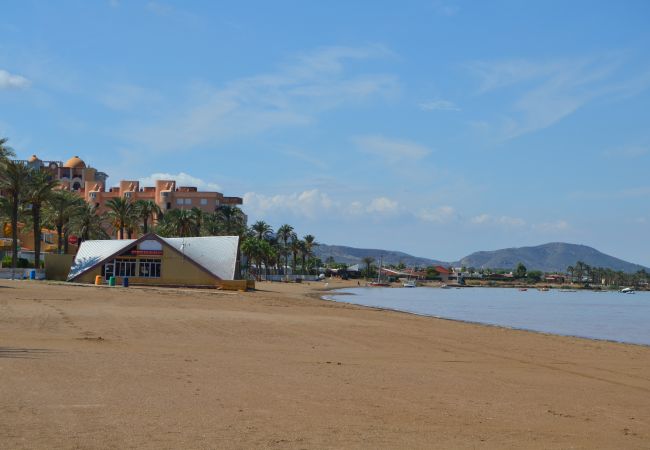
[
  {"xmin": 56, "ymin": 223, "xmax": 63, "ymax": 253},
  {"xmin": 33, "ymin": 205, "xmax": 41, "ymax": 269},
  {"xmin": 10, "ymin": 193, "xmax": 18, "ymax": 271}
]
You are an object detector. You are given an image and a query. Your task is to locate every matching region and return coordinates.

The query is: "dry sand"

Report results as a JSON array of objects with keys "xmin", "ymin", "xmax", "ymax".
[{"xmin": 0, "ymin": 279, "xmax": 649, "ymax": 449}]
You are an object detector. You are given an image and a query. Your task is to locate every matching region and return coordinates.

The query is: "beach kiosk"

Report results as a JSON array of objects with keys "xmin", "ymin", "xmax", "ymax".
[{"xmin": 67, "ymin": 233, "xmax": 248, "ymax": 290}]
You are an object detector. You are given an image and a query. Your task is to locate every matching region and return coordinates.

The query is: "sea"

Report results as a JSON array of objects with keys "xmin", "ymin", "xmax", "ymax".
[{"xmin": 323, "ymin": 287, "xmax": 650, "ymax": 346}]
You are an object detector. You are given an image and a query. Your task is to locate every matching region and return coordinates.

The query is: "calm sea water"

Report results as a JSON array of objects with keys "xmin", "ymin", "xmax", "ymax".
[{"xmin": 324, "ymin": 287, "xmax": 650, "ymax": 346}]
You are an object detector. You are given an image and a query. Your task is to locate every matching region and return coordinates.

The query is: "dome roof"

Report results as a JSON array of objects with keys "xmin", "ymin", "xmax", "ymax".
[
  {"xmin": 64, "ymin": 156, "xmax": 86, "ymax": 169},
  {"xmin": 28, "ymin": 154, "xmax": 40, "ymax": 163}
]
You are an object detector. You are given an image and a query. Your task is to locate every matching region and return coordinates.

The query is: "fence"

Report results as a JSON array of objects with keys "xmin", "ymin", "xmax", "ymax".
[
  {"xmin": 260, "ymin": 274, "xmax": 322, "ymax": 282},
  {"xmin": 0, "ymin": 268, "xmax": 46, "ymax": 280}
]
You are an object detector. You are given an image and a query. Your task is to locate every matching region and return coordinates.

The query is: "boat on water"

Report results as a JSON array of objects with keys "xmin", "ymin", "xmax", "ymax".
[
  {"xmin": 559, "ymin": 289, "xmax": 577, "ymax": 292},
  {"xmin": 368, "ymin": 256, "xmax": 391, "ymax": 287},
  {"xmin": 518, "ymin": 288, "xmax": 528, "ymax": 292},
  {"xmin": 403, "ymin": 280, "xmax": 417, "ymax": 288},
  {"xmin": 538, "ymin": 287, "xmax": 549, "ymax": 292},
  {"xmin": 620, "ymin": 287, "xmax": 636, "ymax": 294},
  {"xmin": 440, "ymin": 283, "xmax": 450, "ymax": 289}
]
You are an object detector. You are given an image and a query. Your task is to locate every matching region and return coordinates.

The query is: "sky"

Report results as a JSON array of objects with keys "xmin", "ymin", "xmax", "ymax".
[{"xmin": 1, "ymin": 0, "xmax": 650, "ymax": 265}]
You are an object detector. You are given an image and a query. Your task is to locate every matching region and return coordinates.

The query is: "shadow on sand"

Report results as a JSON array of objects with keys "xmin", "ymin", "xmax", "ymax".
[{"xmin": 0, "ymin": 347, "xmax": 53, "ymax": 359}]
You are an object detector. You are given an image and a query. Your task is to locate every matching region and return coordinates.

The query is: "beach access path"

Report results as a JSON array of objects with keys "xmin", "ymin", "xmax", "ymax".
[{"xmin": 0, "ymin": 279, "xmax": 648, "ymax": 449}]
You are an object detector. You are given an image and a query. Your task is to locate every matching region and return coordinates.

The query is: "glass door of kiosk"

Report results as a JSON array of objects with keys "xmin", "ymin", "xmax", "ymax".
[{"xmin": 104, "ymin": 262, "xmax": 114, "ymax": 281}]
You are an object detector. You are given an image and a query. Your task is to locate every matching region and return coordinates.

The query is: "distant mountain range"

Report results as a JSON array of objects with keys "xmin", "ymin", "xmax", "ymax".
[
  {"xmin": 314, "ymin": 244, "xmax": 447, "ymax": 268},
  {"xmin": 314, "ymin": 242, "xmax": 649, "ymax": 273}
]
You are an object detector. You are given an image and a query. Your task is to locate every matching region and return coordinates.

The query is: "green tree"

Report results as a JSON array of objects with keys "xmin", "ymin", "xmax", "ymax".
[
  {"xmin": 362, "ymin": 256, "xmax": 375, "ymax": 279},
  {"xmin": 106, "ymin": 197, "xmax": 135, "ymax": 239},
  {"xmin": 514, "ymin": 262, "xmax": 527, "ymax": 279},
  {"xmin": 277, "ymin": 224, "xmax": 294, "ymax": 274},
  {"xmin": 24, "ymin": 169, "xmax": 59, "ymax": 268},
  {"xmin": 215, "ymin": 205, "xmax": 247, "ymax": 236},
  {"xmin": 134, "ymin": 199, "xmax": 161, "ymax": 235},
  {"xmin": 0, "ymin": 160, "xmax": 30, "ymax": 270},
  {"xmin": 0, "ymin": 137, "xmax": 15, "ymax": 162},
  {"xmin": 43, "ymin": 190, "xmax": 83, "ymax": 253},
  {"xmin": 69, "ymin": 203, "xmax": 109, "ymax": 244},
  {"xmin": 251, "ymin": 220, "xmax": 273, "ymax": 241},
  {"xmin": 156, "ymin": 208, "xmax": 198, "ymax": 237},
  {"xmin": 302, "ymin": 234, "xmax": 318, "ymax": 274}
]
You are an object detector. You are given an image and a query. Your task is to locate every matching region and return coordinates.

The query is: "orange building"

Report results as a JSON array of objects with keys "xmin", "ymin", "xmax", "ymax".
[{"xmin": 23, "ymin": 155, "xmax": 243, "ymax": 216}]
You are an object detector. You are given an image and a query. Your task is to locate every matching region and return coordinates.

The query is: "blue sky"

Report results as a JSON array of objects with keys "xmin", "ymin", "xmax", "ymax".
[{"xmin": 2, "ymin": 0, "xmax": 650, "ymax": 265}]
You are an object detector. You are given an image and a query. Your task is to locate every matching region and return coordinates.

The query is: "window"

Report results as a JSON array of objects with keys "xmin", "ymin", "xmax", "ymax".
[
  {"xmin": 139, "ymin": 258, "xmax": 161, "ymax": 278},
  {"xmin": 124, "ymin": 192, "xmax": 132, "ymax": 198},
  {"xmin": 184, "ymin": 198, "xmax": 192, "ymax": 205},
  {"xmin": 114, "ymin": 259, "xmax": 136, "ymax": 277},
  {"xmin": 200, "ymin": 198, "xmax": 208, "ymax": 205},
  {"xmin": 176, "ymin": 198, "xmax": 184, "ymax": 205}
]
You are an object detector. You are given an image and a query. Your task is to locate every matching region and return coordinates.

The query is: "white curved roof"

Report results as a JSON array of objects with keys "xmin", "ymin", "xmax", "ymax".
[
  {"xmin": 162, "ymin": 236, "xmax": 239, "ymax": 280},
  {"xmin": 68, "ymin": 239, "xmax": 135, "ymax": 280},
  {"xmin": 67, "ymin": 235, "xmax": 239, "ymax": 281}
]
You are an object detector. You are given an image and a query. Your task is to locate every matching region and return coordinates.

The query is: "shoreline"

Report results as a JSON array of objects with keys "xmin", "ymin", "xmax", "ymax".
[
  {"xmin": 1, "ymin": 278, "xmax": 649, "ymax": 448},
  {"xmin": 320, "ymin": 287, "xmax": 650, "ymax": 349}
]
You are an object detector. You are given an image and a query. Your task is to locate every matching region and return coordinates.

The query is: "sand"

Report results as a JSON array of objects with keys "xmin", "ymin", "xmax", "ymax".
[{"xmin": 0, "ymin": 279, "xmax": 648, "ymax": 449}]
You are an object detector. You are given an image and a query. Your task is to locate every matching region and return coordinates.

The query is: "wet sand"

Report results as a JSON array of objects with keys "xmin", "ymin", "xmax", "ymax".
[{"xmin": 0, "ymin": 279, "xmax": 648, "ymax": 449}]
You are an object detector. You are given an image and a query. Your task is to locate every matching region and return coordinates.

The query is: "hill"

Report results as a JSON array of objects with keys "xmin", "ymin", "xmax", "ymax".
[
  {"xmin": 456, "ymin": 242, "xmax": 649, "ymax": 273},
  {"xmin": 314, "ymin": 242, "xmax": 648, "ymax": 273},
  {"xmin": 313, "ymin": 244, "xmax": 446, "ymax": 267}
]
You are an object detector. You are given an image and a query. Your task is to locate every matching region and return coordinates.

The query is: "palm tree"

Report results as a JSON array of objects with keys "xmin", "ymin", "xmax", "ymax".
[
  {"xmin": 190, "ymin": 207, "xmax": 205, "ymax": 236},
  {"xmin": 302, "ymin": 234, "xmax": 318, "ymax": 274},
  {"xmin": 134, "ymin": 199, "xmax": 161, "ymax": 235},
  {"xmin": 0, "ymin": 137, "xmax": 15, "ymax": 162},
  {"xmin": 156, "ymin": 209, "xmax": 197, "ymax": 237},
  {"xmin": 106, "ymin": 197, "xmax": 135, "ymax": 239},
  {"xmin": 43, "ymin": 190, "xmax": 83, "ymax": 253},
  {"xmin": 277, "ymin": 224, "xmax": 294, "ymax": 274},
  {"xmin": 69, "ymin": 203, "xmax": 109, "ymax": 244},
  {"xmin": 362, "ymin": 256, "xmax": 375, "ymax": 279},
  {"xmin": 24, "ymin": 169, "xmax": 59, "ymax": 268},
  {"xmin": 289, "ymin": 232, "xmax": 300, "ymax": 274},
  {"xmin": 0, "ymin": 160, "xmax": 30, "ymax": 270},
  {"xmin": 216, "ymin": 205, "xmax": 247, "ymax": 236},
  {"xmin": 251, "ymin": 220, "xmax": 273, "ymax": 241}
]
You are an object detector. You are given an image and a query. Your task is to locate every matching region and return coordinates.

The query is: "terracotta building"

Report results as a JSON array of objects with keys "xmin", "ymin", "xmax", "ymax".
[{"xmin": 23, "ymin": 155, "xmax": 243, "ymax": 215}]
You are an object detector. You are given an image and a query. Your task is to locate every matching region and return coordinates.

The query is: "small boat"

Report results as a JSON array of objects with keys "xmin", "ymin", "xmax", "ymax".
[
  {"xmin": 538, "ymin": 287, "xmax": 549, "ymax": 292},
  {"xmin": 440, "ymin": 284, "xmax": 450, "ymax": 289},
  {"xmin": 368, "ymin": 256, "xmax": 390, "ymax": 287},
  {"xmin": 620, "ymin": 287, "xmax": 635, "ymax": 294},
  {"xmin": 518, "ymin": 288, "xmax": 528, "ymax": 292},
  {"xmin": 559, "ymin": 289, "xmax": 577, "ymax": 292},
  {"xmin": 403, "ymin": 280, "xmax": 416, "ymax": 288}
]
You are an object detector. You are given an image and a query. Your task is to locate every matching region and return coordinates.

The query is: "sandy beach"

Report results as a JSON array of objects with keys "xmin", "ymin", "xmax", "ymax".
[{"xmin": 1, "ymin": 279, "xmax": 649, "ymax": 449}]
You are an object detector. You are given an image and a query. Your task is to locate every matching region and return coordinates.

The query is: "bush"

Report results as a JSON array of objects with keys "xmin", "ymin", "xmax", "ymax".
[{"xmin": 1, "ymin": 256, "xmax": 32, "ymax": 268}]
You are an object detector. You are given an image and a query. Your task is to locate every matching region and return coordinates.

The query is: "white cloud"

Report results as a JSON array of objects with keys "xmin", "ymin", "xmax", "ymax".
[
  {"xmin": 0, "ymin": 69, "xmax": 30, "ymax": 89},
  {"xmin": 419, "ymin": 99, "xmax": 460, "ymax": 111},
  {"xmin": 470, "ymin": 214, "xmax": 526, "ymax": 227},
  {"xmin": 469, "ymin": 55, "xmax": 643, "ymax": 139},
  {"xmin": 243, "ymin": 189, "xmax": 337, "ymax": 220},
  {"xmin": 417, "ymin": 206, "xmax": 457, "ymax": 223},
  {"xmin": 139, "ymin": 172, "xmax": 221, "ymax": 191},
  {"xmin": 366, "ymin": 197, "xmax": 399, "ymax": 214},
  {"xmin": 243, "ymin": 189, "xmax": 401, "ymax": 220},
  {"xmin": 354, "ymin": 134, "xmax": 431, "ymax": 163},
  {"xmin": 533, "ymin": 220, "xmax": 569, "ymax": 232},
  {"xmin": 127, "ymin": 45, "xmax": 398, "ymax": 151}
]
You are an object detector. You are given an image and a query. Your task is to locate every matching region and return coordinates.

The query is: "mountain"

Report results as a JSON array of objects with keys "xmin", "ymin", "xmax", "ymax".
[
  {"xmin": 456, "ymin": 242, "xmax": 649, "ymax": 273},
  {"xmin": 314, "ymin": 242, "xmax": 648, "ymax": 273},
  {"xmin": 313, "ymin": 244, "xmax": 446, "ymax": 267}
]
